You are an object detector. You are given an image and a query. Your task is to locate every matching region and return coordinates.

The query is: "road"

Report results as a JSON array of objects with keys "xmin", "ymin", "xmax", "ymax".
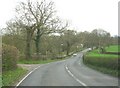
[{"xmin": 17, "ymin": 50, "xmax": 118, "ymax": 86}]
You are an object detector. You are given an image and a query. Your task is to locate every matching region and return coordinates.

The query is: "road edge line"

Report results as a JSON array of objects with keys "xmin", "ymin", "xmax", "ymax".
[{"xmin": 15, "ymin": 65, "xmax": 41, "ymax": 87}]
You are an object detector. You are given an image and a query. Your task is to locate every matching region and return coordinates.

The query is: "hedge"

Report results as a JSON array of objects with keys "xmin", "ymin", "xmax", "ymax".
[
  {"xmin": 84, "ymin": 55, "xmax": 118, "ymax": 70},
  {"xmin": 2, "ymin": 44, "xmax": 19, "ymax": 71}
]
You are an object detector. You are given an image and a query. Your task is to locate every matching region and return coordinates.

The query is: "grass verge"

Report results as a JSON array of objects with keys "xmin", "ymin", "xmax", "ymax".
[
  {"xmin": 18, "ymin": 58, "xmax": 65, "ymax": 64},
  {"xmin": 2, "ymin": 67, "xmax": 27, "ymax": 86}
]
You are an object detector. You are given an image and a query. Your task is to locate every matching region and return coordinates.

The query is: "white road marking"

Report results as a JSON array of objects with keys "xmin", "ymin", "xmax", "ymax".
[
  {"xmin": 65, "ymin": 66, "xmax": 68, "ymax": 70},
  {"xmin": 15, "ymin": 65, "xmax": 41, "ymax": 87},
  {"xmin": 67, "ymin": 70, "xmax": 74, "ymax": 77},
  {"xmin": 65, "ymin": 65, "xmax": 87, "ymax": 86}
]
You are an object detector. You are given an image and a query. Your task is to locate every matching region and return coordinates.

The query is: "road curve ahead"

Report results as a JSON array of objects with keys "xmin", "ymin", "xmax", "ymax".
[{"xmin": 17, "ymin": 51, "xmax": 118, "ymax": 86}]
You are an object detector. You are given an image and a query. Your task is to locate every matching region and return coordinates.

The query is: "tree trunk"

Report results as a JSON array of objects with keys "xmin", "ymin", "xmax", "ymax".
[
  {"xmin": 66, "ymin": 42, "xmax": 70, "ymax": 56},
  {"xmin": 66, "ymin": 48, "xmax": 69, "ymax": 56},
  {"xmin": 35, "ymin": 29, "xmax": 41, "ymax": 59},
  {"xmin": 25, "ymin": 30, "xmax": 32, "ymax": 60},
  {"xmin": 35, "ymin": 36, "xmax": 40, "ymax": 59},
  {"xmin": 26, "ymin": 40, "xmax": 31, "ymax": 60}
]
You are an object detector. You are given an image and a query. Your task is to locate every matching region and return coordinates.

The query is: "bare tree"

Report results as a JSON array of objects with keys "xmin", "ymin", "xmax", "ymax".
[
  {"xmin": 31, "ymin": 1, "xmax": 69, "ymax": 59},
  {"xmin": 15, "ymin": 0, "xmax": 68, "ymax": 59},
  {"xmin": 15, "ymin": 1, "xmax": 37, "ymax": 59},
  {"xmin": 23, "ymin": 0, "xmax": 60, "ymax": 59}
]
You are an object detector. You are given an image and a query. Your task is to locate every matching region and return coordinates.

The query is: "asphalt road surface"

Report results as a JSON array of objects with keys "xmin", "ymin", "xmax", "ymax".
[{"xmin": 17, "ymin": 50, "xmax": 118, "ymax": 86}]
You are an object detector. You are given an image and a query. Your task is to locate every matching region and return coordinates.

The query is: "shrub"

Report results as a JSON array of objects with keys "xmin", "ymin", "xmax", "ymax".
[{"xmin": 2, "ymin": 44, "xmax": 19, "ymax": 71}]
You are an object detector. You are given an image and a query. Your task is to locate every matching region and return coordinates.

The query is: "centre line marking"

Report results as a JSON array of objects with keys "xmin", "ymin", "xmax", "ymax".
[{"xmin": 65, "ymin": 65, "xmax": 87, "ymax": 86}]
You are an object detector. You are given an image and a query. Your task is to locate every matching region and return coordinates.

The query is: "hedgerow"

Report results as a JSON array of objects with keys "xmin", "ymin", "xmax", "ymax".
[
  {"xmin": 83, "ymin": 49, "xmax": 119, "ymax": 76},
  {"xmin": 2, "ymin": 44, "xmax": 19, "ymax": 71}
]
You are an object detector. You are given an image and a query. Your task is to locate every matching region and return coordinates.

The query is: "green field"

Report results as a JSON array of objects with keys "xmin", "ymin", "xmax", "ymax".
[
  {"xmin": 87, "ymin": 49, "xmax": 118, "ymax": 58},
  {"xmin": 105, "ymin": 45, "xmax": 119, "ymax": 52},
  {"xmin": 84, "ymin": 45, "xmax": 119, "ymax": 77}
]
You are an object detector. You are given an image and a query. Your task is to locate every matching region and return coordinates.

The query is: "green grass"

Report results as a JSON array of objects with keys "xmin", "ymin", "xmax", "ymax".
[
  {"xmin": 87, "ymin": 49, "xmax": 118, "ymax": 58},
  {"xmin": 2, "ymin": 67, "xmax": 27, "ymax": 86},
  {"xmin": 18, "ymin": 58, "xmax": 65, "ymax": 64},
  {"xmin": 105, "ymin": 45, "xmax": 119, "ymax": 52}
]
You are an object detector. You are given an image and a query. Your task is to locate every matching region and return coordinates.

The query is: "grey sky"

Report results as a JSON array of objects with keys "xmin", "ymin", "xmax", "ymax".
[{"xmin": 0, "ymin": 0, "xmax": 119, "ymax": 36}]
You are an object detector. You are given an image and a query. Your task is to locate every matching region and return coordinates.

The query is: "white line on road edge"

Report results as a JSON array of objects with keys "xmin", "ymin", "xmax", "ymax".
[
  {"xmin": 16, "ymin": 61, "xmax": 56, "ymax": 87},
  {"xmin": 15, "ymin": 60, "xmax": 67, "ymax": 87},
  {"xmin": 65, "ymin": 65, "xmax": 87, "ymax": 86},
  {"xmin": 15, "ymin": 65, "xmax": 41, "ymax": 88}
]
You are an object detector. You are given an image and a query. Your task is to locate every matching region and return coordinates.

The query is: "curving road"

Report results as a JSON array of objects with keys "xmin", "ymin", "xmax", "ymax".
[{"xmin": 17, "ymin": 50, "xmax": 118, "ymax": 86}]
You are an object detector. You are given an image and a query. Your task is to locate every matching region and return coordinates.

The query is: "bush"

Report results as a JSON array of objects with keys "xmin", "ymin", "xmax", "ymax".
[{"xmin": 2, "ymin": 44, "xmax": 19, "ymax": 71}]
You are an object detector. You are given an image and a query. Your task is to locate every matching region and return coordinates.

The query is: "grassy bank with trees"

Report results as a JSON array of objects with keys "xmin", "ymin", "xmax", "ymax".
[{"xmin": 83, "ymin": 45, "xmax": 119, "ymax": 77}]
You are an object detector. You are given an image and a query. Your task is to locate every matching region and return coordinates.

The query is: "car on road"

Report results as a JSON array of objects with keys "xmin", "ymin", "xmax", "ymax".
[
  {"xmin": 73, "ymin": 53, "xmax": 77, "ymax": 56},
  {"xmin": 88, "ymin": 48, "xmax": 92, "ymax": 51}
]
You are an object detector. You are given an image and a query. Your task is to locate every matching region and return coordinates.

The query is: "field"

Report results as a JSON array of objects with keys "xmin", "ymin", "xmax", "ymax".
[
  {"xmin": 84, "ymin": 45, "xmax": 119, "ymax": 77},
  {"xmin": 105, "ymin": 45, "xmax": 119, "ymax": 52}
]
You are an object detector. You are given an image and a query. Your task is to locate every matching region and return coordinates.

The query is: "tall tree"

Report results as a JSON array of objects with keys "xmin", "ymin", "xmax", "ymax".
[
  {"xmin": 26, "ymin": 0, "xmax": 56, "ymax": 58},
  {"xmin": 15, "ymin": 1, "xmax": 37, "ymax": 59},
  {"xmin": 15, "ymin": 0, "xmax": 68, "ymax": 59},
  {"xmin": 26, "ymin": 0, "xmax": 68, "ymax": 59}
]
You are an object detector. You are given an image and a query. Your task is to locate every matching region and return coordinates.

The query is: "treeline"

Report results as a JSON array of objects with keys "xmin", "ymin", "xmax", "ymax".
[
  {"xmin": 2, "ymin": 0, "xmax": 118, "ymax": 61},
  {"xmin": 2, "ymin": 29, "xmax": 118, "ymax": 60}
]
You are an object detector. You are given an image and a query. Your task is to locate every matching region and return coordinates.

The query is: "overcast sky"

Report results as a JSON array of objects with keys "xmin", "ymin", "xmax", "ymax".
[{"xmin": 0, "ymin": 0, "xmax": 119, "ymax": 36}]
